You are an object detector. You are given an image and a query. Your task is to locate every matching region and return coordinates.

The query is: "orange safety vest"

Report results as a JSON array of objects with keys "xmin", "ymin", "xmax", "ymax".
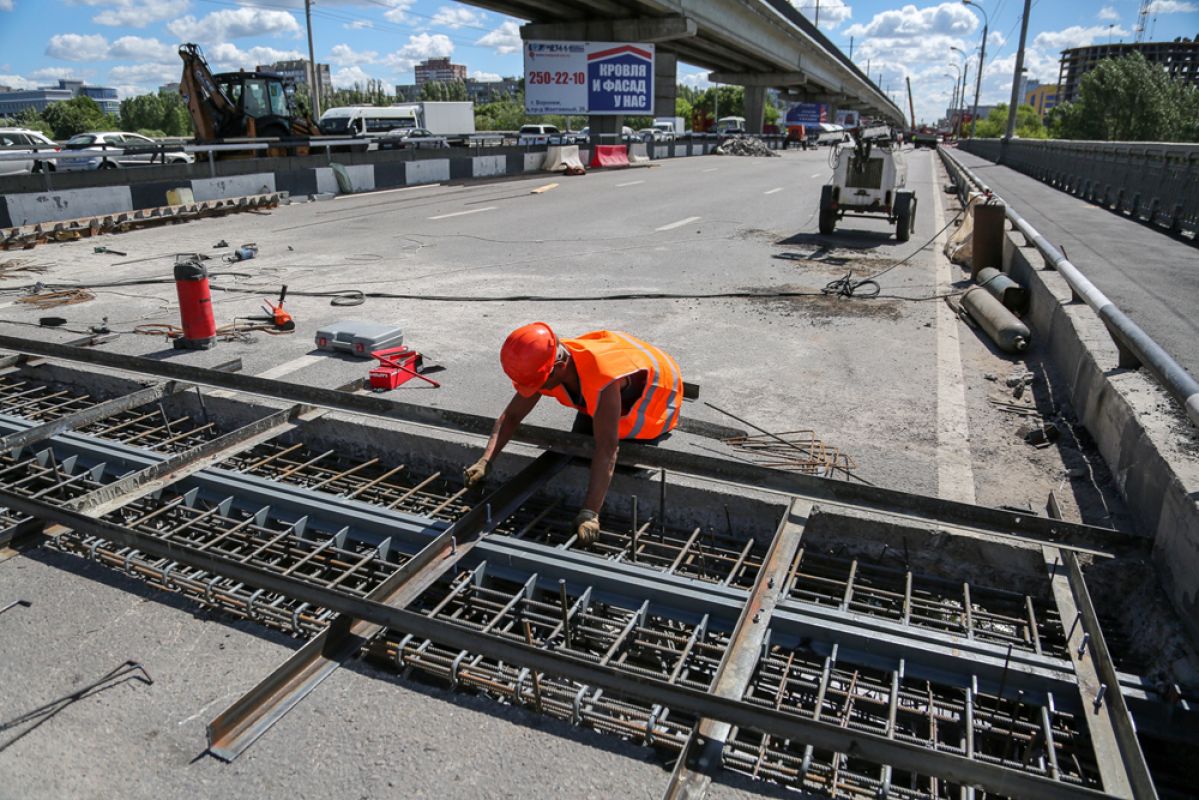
[{"xmin": 540, "ymin": 330, "xmax": 682, "ymax": 440}]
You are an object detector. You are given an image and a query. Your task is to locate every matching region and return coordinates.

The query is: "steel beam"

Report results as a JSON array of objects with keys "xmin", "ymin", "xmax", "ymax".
[
  {"xmin": 520, "ymin": 15, "xmax": 698, "ymax": 42},
  {"xmin": 0, "ymin": 489, "xmax": 1123, "ymax": 800},
  {"xmin": 707, "ymin": 71, "xmax": 807, "ymax": 87},
  {"xmin": 664, "ymin": 499, "xmax": 808, "ymax": 800},
  {"xmin": 205, "ymin": 451, "xmax": 572, "ymax": 761},
  {"xmin": 0, "ymin": 335, "xmax": 1142, "ymax": 556}
]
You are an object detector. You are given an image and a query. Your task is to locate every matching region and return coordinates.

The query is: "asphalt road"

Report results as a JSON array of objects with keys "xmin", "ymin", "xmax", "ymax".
[{"xmin": 954, "ymin": 148, "xmax": 1199, "ymax": 384}]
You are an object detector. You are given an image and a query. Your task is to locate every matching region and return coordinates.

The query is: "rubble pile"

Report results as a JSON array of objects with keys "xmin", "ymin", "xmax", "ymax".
[{"xmin": 714, "ymin": 137, "xmax": 780, "ymax": 157}]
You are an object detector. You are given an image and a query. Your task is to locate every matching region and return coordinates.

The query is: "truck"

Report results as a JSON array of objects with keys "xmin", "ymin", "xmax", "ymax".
[
  {"xmin": 716, "ymin": 116, "xmax": 747, "ymax": 135},
  {"xmin": 652, "ymin": 116, "xmax": 686, "ymax": 139},
  {"xmin": 318, "ymin": 101, "xmax": 475, "ymax": 145}
]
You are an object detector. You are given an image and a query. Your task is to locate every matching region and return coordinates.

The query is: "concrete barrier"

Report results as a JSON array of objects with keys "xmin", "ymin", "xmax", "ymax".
[
  {"xmin": 0, "ymin": 135, "xmax": 787, "ymax": 229},
  {"xmin": 542, "ymin": 145, "xmax": 584, "ymax": 172},
  {"xmin": 590, "ymin": 145, "xmax": 629, "ymax": 168}
]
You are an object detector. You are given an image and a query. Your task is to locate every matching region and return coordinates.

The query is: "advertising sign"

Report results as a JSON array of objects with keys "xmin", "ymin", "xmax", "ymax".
[
  {"xmin": 525, "ymin": 41, "xmax": 654, "ymax": 116},
  {"xmin": 786, "ymin": 103, "xmax": 827, "ymax": 125}
]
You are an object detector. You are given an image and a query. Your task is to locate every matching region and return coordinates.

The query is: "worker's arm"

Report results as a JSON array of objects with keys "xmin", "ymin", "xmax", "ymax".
[
  {"xmin": 465, "ymin": 392, "xmax": 540, "ymax": 488},
  {"xmin": 483, "ymin": 391, "xmax": 540, "ymax": 461},
  {"xmin": 581, "ymin": 382, "xmax": 622, "ymax": 513}
]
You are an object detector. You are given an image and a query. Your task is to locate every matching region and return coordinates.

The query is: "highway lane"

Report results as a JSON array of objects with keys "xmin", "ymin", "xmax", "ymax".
[{"xmin": 954, "ymin": 149, "xmax": 1199, "ymax": 384}]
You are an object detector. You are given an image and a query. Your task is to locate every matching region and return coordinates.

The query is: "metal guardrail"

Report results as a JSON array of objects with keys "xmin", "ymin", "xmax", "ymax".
[
  {"xmin": 959, "ymin": 138, "xmax": 1199, "ymax": 237},
  {"xmin": 940, "ymin": 145, "xmax": 1199, "ymax": 429}
]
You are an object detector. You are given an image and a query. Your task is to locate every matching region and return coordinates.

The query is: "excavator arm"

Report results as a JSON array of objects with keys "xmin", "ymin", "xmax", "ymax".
[{"xmin": 178, "ymin": 43, "xmax": 242, "ymax": 142}]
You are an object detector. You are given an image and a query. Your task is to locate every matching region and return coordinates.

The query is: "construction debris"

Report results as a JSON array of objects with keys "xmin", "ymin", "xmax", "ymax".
[{"xmin": 713, "ymin": 137, "xmax": 780, "ymax": 157}]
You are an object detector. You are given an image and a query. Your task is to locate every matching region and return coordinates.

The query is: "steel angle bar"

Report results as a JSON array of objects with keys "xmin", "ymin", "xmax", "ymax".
[
  {"xmin": 205, "ymin": 451, "xmax": 572, "ymax": 761},
  {"xmin": 0, "ymin": 333, "xmax": 1141, "ymax": 556},
  {"xmin": 0, "ymin": 334, "xmax": 112, "ymax": 372},
  {"xmin": 1053, "ymin": 547, "xmax": 1158, "ymax": 800},
  {"xmin": 0, "ymin": 489, "xmax": 1120, "ymax": 800},
  {"xmin": 664, "ymin": 499, "xmax": 809, "ymax": 800}
]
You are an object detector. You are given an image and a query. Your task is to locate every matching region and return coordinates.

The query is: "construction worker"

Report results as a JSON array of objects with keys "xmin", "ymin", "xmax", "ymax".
[{"xmin": 465, "ymin": 322, "xmax": 683, "ymax": 546}]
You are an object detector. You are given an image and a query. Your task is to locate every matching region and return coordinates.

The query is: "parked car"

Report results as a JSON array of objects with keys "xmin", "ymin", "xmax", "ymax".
[
  {"xmin": 517, "ymin": 124, "xmax": 562, "ymax": 145},
  {"xmin": 374, "ymin": 127, "xmax": 449, "ymax": 150},
  {"xmin": 638, "ymin": 127, "xmax": 666, "ymax": 143},
  {"xmin": 577, "ymin": 125, "xmax": 638, "ymax": 145},
  {"xmin": 0, "ymin": 127, "xmax": 60, "ymax": 175},
  {"xmin": 57, "ymin": 132, "xmax": 193, "ymax": 171}
]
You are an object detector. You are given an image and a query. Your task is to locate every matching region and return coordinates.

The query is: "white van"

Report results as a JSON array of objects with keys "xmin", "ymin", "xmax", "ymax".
[{"xmin": 319, "ymin": 106, "xmax": 419, "ymax": 136}]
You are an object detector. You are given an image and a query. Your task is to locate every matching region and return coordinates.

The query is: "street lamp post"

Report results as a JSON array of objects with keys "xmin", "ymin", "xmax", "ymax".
[
  {"xmin": 946, "ymin": 67, "xmax": 961, "ymax": 138},
  {"xmin": 950, "ymin": 45, "xmax": 974, "ymax": 139},
  {"xmin": 963, "ymin": 0, "xmax": 989, "ymax": 138},
  {"xmin": 1003, "ymin": 0, "xmax": 1034, "ymax": 142}
]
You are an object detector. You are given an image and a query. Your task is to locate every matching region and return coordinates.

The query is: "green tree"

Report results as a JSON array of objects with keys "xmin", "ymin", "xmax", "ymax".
[
  {"xmin": 1048, "ymin": 52, "xmax": 1199, "ymax": 141},
  {"xmin": 675, "ymin": 97, "xmax": 693, "ymax": 129},
  {"xmin": 420, "ymin": 80, "xmax": 467, "ymax": 102},
  {"xmin": 41, "ymin": 95, "xmax": 115, "ymax": 139},
  {"xmin": 973, "ymin": 103, "xmax": 1046, "ymax": 139},
  {"xmin": 12, "ymin": 107, "xmax": 55, "ymax": 138}
]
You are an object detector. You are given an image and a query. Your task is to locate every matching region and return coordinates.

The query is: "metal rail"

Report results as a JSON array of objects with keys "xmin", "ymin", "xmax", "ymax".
[{"xmin": 939, "ymin": 146, "xmax": 1199, "ymax": 429}]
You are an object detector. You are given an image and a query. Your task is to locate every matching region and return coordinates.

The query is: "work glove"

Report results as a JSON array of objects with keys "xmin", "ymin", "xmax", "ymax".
[
  {"xmin": 464, "ymin": 457, "xmax": 491, "ymax": 489},
  {"xmin": 573, "ymin": 509, "xmax": 601, "ymax": 547}
]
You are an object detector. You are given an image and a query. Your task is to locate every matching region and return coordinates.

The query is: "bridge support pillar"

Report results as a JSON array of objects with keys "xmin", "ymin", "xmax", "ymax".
[
  {"xmin": 655, "ymin": 50, "xmax": 678, "ymax": 118},
  {"xmin": 744, "ymin": 85, "xmax": 766, "ymax": 134}
]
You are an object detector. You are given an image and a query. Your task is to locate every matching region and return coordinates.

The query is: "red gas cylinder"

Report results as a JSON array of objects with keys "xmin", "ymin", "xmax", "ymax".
[{"xmin": 173, "ymin": 258, "xmax": 216, "ymax": 349}]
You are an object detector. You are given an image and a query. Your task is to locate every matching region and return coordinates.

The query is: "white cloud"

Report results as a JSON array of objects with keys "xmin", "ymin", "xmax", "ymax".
[
  {"xmin": 331, "ymin": 65, "xmax": 377, "ymax": 89},
  {"xmin": 328, "ymin": 43, "xmax": 378, "ymax": 67},
  {"xmin": 206, "ymin": 43, "xmax": 305, "ymax": 70},
  {"xmin": 679, "ymin": 70, "xmax": 712, "ymax": 90},
  {"xmin": 470, "ymin": 70, "xmax": 501, "ymax": 82},
  {"xmin": 1033, "ymin": 25, "xmax": 1130, "ymax": 53},
  {"xmin": 1148, "ymin": 0, "xmax": 1197, "ymax": 12},
  {"xmin": 0, "ymin": 73, "xmax": 36, "ymax": 88},
  {"xmin": 845, "ymin": 2, "xmax": 977, "ymax": 38},
  {"xmin": 73, "ymin": 0, "xmax": 190, "ymax": 28},
  {"xmin": 476, "ymin": 20, "xmax": 520, "ymax": 55},
  {"xmin": 0, "ymin": 0, "xmax": 13, "ymax": 11},
  {"xmin": 789, "ymin": 0, "xmax": 852, "ymax": 30},
  {"xmin": 108, "ymin": 62, "xmax": 179, "ymax": 85},
  {"xmin": 431, "ymin": 5, "xmax": 483, "ymax": 29},
  {"xmin": 346, "ymin": 20, "xmax": 373, "ymax": 30},
  {"xmin": 1098, "ymin": 6, "xmax": 1120, "ymax": 21},
  {"xmin": 168, "ymin": 8, "xmax": 300, "ymax": 42},
  {"xmin": 382, "ymin": 0, "xmax": 415, "ymax": 24},
  {"xmin": 109, "ymin": 36, "xmax": 175, "ymax": 62},
  {"xmin": 46, "ymin": 33, "xmax": 110, "ymax": 62},
  {"xmin": 383, "ymin": 33, "xmax": 454, "ymax": 73},
  {"xmin": 30, "ymin": 67, "xmax": 83, "ymax": 81}
]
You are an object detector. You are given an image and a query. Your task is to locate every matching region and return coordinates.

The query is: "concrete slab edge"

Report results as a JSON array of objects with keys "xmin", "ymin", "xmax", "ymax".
[{"xmin": 1002, "ymin": 233, "xmax": 1199, "ymax": 647}]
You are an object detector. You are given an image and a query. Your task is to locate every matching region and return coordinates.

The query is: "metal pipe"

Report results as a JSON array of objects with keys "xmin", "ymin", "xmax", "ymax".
[{"xmin": 940, "ymin": 148, "xmax": 1199, "ymax": 428}]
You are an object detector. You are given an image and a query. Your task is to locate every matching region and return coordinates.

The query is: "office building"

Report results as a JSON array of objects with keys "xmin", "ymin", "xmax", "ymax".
[
  {"xmin": 1057, "ymin": 36, "xmax": 1199, "ymax": 103},
  {"xmin": 415, "ymin": 58, "xmax": 466, "ymax": 87},
  {"xmin": 0, "ymin": 78, "xmax": 119, "ymax": 116}
]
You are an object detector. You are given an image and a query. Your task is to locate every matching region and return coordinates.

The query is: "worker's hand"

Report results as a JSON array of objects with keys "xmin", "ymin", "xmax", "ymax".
[
  {"xmin": 464, "ymin": 457, "xmax": 491, "ymax": 489},
  {"xmin": 573, "ymin": 509, "xmax": 601, "ymax": 547}
]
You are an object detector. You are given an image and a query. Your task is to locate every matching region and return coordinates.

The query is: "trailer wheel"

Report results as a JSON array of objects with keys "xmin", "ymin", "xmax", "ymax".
[
  {"xmin": 895, "ymin": 193, "xmax": 912, "ymax": 242},
  {"xmin": 819, "ymin": 184, "xmax": 837, "ymax": 235}
]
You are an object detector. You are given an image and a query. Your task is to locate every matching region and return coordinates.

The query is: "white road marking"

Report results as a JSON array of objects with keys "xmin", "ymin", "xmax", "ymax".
[
  {"xmin": 255, "ymin": 353, "xmax": 324, "ymax": 381},
  {"xmin": 428, "ymin": 206, "xmax": 496, "ymax": 220},
  {"xmin": 810, "ymin": 173, "xmax": 822, "ymax": 178},
  {"xmin": 616, "ymin": 180, "xmax": 645, "ymax": 187},
  {"xmin": 656, "ymin": 216, "xmax": 701, "ymax": 231},
  {"xmin": 701, "ymin": 168, "xmax": 718, "ymax": 172},
  {"xmin": 933, "ymin": 181, "xmax": 977, "ymax": 504},
  {"xmin": 764, "ymin": 187, "xmax": 784, "ymax": 195}
]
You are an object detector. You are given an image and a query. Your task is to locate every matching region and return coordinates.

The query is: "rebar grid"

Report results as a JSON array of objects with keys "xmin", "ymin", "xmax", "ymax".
[
  {"xmin": 495, "ymin": 501, "xmax": 766, "ymax": 588},
  {"xmin": 735, "ymin": 644, "xmax": 1099, "ymax": 794},
  {"xmin": 0, "ymin": 375, "xmax": 213, "ymax": 453},
  {"xmin": 96, "ymin": 489, "xmax": 408, "ymax": 600},
  {"xmin": 787, "ymin": 548, "xmax": 1067, "ymax": 658},
  {"xmin": 221, "ymin": 441, "xmax": 472, "ymax": 521}
]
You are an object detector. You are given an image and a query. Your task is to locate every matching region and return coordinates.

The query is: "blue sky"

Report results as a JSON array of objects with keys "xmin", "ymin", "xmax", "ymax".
[{"xmin": 1, "ymin": 0, "xmax": 1197, "ymax": 123}]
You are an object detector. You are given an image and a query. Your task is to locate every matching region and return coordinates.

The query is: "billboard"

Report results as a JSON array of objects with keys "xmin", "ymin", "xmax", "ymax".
[
  {"xmin": 524, "ymin": 41, "xmax": 654, "ymax": 116},
  {"xmin": 786, "ymin": 102, "xmax": 827, "ymax": 125}
]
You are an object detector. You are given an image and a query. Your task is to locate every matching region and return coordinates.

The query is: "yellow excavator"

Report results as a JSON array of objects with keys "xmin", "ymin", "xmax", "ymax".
[{"xmin": 178, "ymin": 43, "xmax": 324, "ymax": 153}]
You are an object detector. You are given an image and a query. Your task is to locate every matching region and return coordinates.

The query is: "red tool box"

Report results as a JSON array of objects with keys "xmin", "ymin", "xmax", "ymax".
[{"xmin": 368, "ymin": 346, "xmax": 440, "ymax": 390}]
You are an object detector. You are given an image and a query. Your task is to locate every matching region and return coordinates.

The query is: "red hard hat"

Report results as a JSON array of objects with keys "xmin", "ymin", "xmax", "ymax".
[{"xmin": 501, "ymin": 322, "xmax": 558, "ymax": 397}]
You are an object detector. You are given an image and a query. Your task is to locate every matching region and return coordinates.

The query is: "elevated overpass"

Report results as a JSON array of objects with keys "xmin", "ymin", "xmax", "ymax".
[{"xmin": 460, "ymin": 0, "xmax": 905, "ymax": 134}]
